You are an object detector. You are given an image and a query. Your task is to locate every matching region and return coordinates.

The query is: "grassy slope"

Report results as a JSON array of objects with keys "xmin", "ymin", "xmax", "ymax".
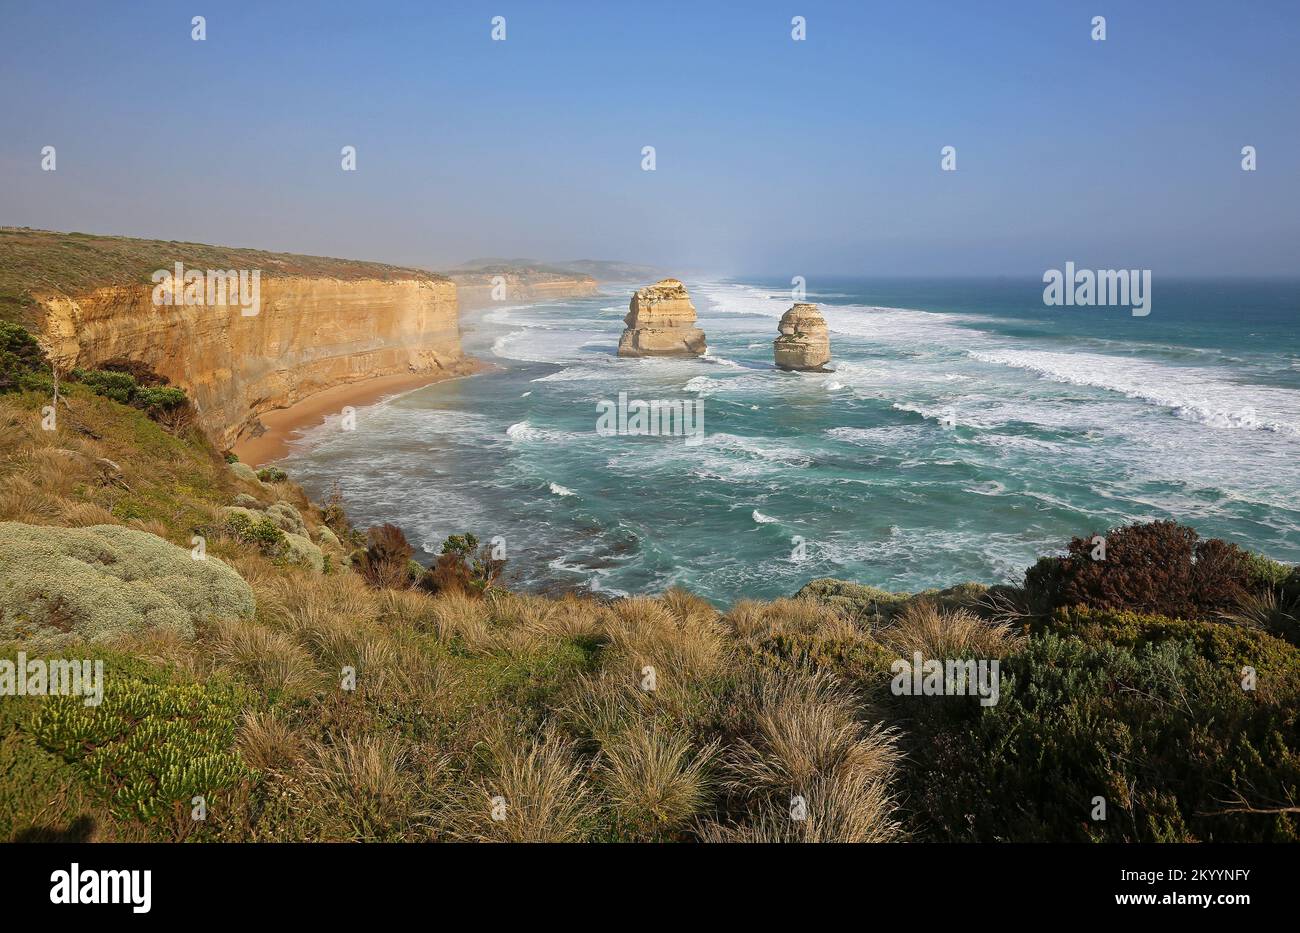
[
  {"xmin": 0, "ymin": 227, "xmax": 449, "ymax": 325},
  {"xmin": 0, "ymin": 385, "xmax": 1297, "ymax": 843}
]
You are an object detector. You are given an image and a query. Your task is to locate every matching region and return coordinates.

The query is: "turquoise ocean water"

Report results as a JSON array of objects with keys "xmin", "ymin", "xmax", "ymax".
[{"xmin": 276, "ymin": 277, "xmax": 1300, "ymax": 604}]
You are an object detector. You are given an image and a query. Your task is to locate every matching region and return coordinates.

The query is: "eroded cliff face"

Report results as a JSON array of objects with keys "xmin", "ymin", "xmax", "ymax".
[
  {"xmin": 618, "ymin": 278, "xmax": 707, "ymax": 357},
  {"xmin": 451, "ymin": 272, "xmax": 598, "ymax": 309},
  {"xmin": 33, "ymin": 276, "xmax": 468, "ymax": 449}
]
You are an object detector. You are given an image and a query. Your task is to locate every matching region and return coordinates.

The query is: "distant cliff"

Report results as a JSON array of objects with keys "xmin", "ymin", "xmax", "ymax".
[
  {"xmin": 4, "ymin": 228, "xmax": 471, "ymax": 449},
  {"xmin": 449, "ymin": 268, "xmax": 598, "ymax": 309}
]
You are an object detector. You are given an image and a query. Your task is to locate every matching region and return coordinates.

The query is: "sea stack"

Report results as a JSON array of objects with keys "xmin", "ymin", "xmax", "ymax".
[
  {"xmin": 773, "ymin": 303, "xmax": 832, "ymax": 372},
  {"xmin": 617, "ymin": 278, "xmax": 707, "ymax": 358}
]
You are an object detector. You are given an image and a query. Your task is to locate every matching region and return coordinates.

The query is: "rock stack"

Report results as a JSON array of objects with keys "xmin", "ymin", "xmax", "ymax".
[
  {"xmin": 773, "ymin": 303, "xmax": 832, "ymax": 371},
  {"xmin": 617, "ymin": 278, "xmax": 707, "ymax": 358}
]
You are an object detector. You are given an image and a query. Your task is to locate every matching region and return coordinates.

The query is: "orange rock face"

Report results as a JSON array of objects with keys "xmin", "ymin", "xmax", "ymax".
[{"xmin": 34, "ymin": 276, "xmax": 469, "ymax": 449}]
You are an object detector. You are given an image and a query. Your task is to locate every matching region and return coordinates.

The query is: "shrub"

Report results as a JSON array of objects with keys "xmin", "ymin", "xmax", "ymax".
[
  {"xmin": 420, "ymin": 532, "xmax": 506, "ymax": 597},
  {"xmin": 70, "ymin": 367, "xmax": 195, "ymax": 430},
  {"xmin": 900, "ymin": 631, "xmax": 1300, "ymax": 842},
  {"xmin": 223, "ymin": 508, "xmax": 287, "ymax": 556},
  {"xmin": 355, "ymin": 523, "xmax": 414, "ymax": 590},
  {"xmin": 0, "ymin": 323, "xmax": 48, "ymax": 394},
  {"xmin": 95, "ymin": 357, "xmax": 169, "ymax": 387},
  {"xmin": 1025, "ymin": 520, "xmax": 1250, "ymax": 620},
  {"xmin": 75, "ymin": 368, "xmax": 137, "ymax": 404},
  {"xmin": 257, "ymin": 467, "xmax": 288, "ymax": 484},
  {"xmin": 31, "ymin": 676, "xmax": 250, "ymax": 830},
  {"xmin": 0, "ymin": 522, "xmax": 255, "ymax": 651}
]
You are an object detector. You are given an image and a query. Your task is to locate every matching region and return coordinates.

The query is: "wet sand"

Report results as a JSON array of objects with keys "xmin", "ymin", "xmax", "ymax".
[{"xmin": 232, "ymin": 360, "xmax": 491, "ymax": 466}]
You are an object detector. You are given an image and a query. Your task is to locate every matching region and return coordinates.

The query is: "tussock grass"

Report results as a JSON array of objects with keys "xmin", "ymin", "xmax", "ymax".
[{"xmin": 878, "ymin": 600, "xmax": 1023, "ymax": 659}]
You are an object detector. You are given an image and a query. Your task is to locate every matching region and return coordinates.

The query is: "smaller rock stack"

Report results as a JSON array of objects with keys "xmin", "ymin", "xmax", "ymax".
[
  {"xmin": 617, "ymin": 278, "xmax": 707, "ymax": 358},
  {"xmin": 773, "ymin": 303, "xmax": 832, "ymax": 371}
]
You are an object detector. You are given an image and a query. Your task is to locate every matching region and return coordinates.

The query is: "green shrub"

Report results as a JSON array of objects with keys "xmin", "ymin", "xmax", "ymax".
[
  {"xmin": 899, "ymin": 631, "xmax": 1300, "ymax": 842},
  {"xmin": 223, "ymin": 509, "xmax": 287, "ymax": 556},
  {"xmin": 793, "ymin": 578, "xmax": 909, "ymax": 624},
  {"xmin": 75, "ymin": 368, "xmax": 137, "ymax": 404},
  {"xmin": 0, "ymin": 322, "xmax": 47, "ymax": 394},
  {"xmin": 31, "ymin": 676, "xmax": 250, "ymax": 828},
  {"xmin": 0, "ymin": 522, "xmax": 255, "ymax": 651},
  {"xmin": 132, "ymin": 385, "xmax": 187, "ymax": 414},
  {"xmin": 256, "ymin": 467, "xmax": 288, "ymax": 483},
  {"xmin": 1244, "ymin": 552, "xmax": 1294, "ymax": 591}
]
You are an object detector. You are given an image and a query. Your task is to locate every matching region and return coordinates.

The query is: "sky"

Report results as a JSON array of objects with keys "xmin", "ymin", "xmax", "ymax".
[{"xmin": 0, "ymin": 0, "xmax": 1297, "ymax": 277}]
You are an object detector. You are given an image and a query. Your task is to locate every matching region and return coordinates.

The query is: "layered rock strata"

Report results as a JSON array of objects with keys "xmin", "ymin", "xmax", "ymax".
[
  {"xmin": 617, "ymin": 278, "xmax": 706, "ymax": 357},
  {"xmin": 33, "ymin": 275, "xmax": 468, "ymax": 449},
  {"xmin": 773, "ymin": 303, "xmax": 832, "ymax": 371}
]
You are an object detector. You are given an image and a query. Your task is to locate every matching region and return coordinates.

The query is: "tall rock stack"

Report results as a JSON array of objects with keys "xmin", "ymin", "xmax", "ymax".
[
  {"xmin": 617, "ymin": 278, "xmax": 707, "ymax": 358},
  {"xmin": 773, "ymin": 303, "xmax": 832, "ymax": 371}
]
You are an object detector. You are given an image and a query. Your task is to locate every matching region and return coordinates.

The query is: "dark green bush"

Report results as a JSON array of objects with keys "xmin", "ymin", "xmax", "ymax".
[
  {"xmin": 256, "ymin": 467, "xmax": 288, "ymax": 483},
  {"xmin": 899, "ymin": 630, "xmax": 1300, "ymax": 842},
  {"xmin": 75, "ymin": 368, "xmax": 138, "ymax": 404},
  {"xmin": 0, "ymin": 323, "xmax": 48, "ymax": 393}
]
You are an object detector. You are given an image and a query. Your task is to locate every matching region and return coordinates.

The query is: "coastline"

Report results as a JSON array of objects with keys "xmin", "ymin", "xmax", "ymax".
[{"xmin": 231, "ymin": 359, "xmax": 493, "ymax": 466}]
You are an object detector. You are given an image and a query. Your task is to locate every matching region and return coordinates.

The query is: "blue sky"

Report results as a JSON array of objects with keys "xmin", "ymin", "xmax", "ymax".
[{"xmin": 1, "ymin": 0, "xmax": 1297, "ymax": 275}]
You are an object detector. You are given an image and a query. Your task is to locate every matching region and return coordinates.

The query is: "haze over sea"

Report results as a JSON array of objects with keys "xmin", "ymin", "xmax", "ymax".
[{"xmin": 277, "ymin": 278, "xmax": 1300, "ymax": 603}]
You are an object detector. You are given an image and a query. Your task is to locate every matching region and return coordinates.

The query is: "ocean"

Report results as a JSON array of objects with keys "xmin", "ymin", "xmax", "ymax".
[{"xmin": 275, "ymin": 277, "xmax": 1300, "ymax": 604}]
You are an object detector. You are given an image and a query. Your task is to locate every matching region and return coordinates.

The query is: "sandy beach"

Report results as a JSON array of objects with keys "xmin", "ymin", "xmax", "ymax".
[{"xmin": 232, "ymin": 360, "xmax": 492, "ymax": 466}]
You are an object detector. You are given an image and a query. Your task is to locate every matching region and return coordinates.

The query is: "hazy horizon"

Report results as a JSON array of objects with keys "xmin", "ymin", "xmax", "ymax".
[{"xmin": 2, "ymin": 0, "xmax": 1298, "ymax": 277}]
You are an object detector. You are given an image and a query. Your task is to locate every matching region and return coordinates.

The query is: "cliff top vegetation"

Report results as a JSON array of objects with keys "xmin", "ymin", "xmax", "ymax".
[{"xmin": 0, "ymin": 227, "xmax": 450, "ymax": 325}]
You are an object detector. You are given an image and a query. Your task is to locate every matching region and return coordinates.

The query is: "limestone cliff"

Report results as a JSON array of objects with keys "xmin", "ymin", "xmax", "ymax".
[
  {"xmin": 451, "ymin": 271, "xmax": 598, "ymax": 309},
  {"xmin": 618, "ymin": 279, "xmax": 706, "ymax": 358},
  {"xmin": 32, "ymin": 275, "xmax": 467, "ymax": 450},
  {"xmin": 774, "ymin": 303, "xmax": 832, "ymax": 372}
]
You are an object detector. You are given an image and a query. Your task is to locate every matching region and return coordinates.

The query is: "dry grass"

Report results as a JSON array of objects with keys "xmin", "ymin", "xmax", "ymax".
[
  {"xmin": 598, "ymin": 725, "xmax": 719, "ymax": 840},
  {"xmin": 604, "ymin": 595, "xmax": 729, "ymax": 690},
  {"xmin": 448, "ymin": 725, "xmax": 592, "ymax": 842},
  {"xmin": 878, "ymin": 600, "xmax": 1023, "ymax": 660},
  {"xmin": 238, "ymin": 709, "xmax": 305, "ymax": 773},
  {"xmin": 724, "ymin": 670, "xmax": 899, "ymax": 796},
  {"xmin": 300, "ymin": 735, "xmax": 423, "ymax": 840},
  {"xmin": 699, "ymin": 769, "xmax": 901, "ymax": 843},
  {"xmin": 210, "ymin": 618, "xmax": 319, "ymax": 698}
]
